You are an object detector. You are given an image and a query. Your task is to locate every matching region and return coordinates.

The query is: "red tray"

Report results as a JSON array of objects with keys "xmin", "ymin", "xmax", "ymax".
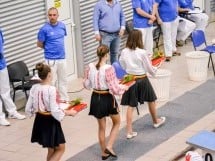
[
  {"xmin": 67, "ymin": 103, "xmax": 87, "ymax": 112},
  {"xmin": 152, "ymin": 57, "xmax": 165, "ymax": 66}
]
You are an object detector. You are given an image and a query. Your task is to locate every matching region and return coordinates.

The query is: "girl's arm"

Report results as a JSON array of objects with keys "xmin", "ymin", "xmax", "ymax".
[
  {"xmin": 154, "ymin": 2, "xmax": 163, "ymax": 25},
  {"xmin": 49, "ymin": 87, "xmax": 65, "ymax": 121},
  {"xmin": 141, "ymin": 52, "xmax": 157, "ymax": 76},
  {"xmin": 25, "ymin": 85, "xmax": 37, "ymax": 117},
  {"xmin": 25, "ymin": 88, "xmax": 34, "ymax": 117},
  {"xmin": 105, "ymin": 66, "xmax": 128, "ymax": 95},
  {"xmin": 83, "ymin": 65, "xmax": 91, "ymax": 90}
]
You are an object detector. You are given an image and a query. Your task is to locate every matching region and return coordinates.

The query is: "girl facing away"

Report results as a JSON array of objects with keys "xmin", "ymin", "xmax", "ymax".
[
  {"xmin": 83, "ymin": 44, "xmax": 128, "ymax": 160},
  {"xmin": 25, "ymin": 63, "xmax": 76, "ymax": 161},
  {"xmin": 119, "ymin": 29, "xmax": 166, "ymax": 139}
]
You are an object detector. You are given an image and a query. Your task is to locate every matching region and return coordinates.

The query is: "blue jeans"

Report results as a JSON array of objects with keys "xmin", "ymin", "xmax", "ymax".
[{"xmin": 100, "ymin": 31, "xmax": 121, "ymax": 64}]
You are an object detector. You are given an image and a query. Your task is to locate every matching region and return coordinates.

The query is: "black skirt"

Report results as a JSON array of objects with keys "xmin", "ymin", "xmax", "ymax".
[
  {"xmin": 89, "ymin": 91, "xmax": 119, "ymax": 119},
  {"xmin": 31, "ymin": 113, "xmax": 66, "ymax": 148},
  {"xmin": 121, "ymin": 76, "xmax": 157, "ymax": 107}
]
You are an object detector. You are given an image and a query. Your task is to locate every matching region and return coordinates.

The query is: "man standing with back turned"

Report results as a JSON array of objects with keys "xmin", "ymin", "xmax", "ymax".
[
  {"xmin": 93, "ymin": 0, "xmax": 126, "ymax": 64},
  {"xmin": 37, "ymin": 7, "xmax": 69, "ymax": 101}
]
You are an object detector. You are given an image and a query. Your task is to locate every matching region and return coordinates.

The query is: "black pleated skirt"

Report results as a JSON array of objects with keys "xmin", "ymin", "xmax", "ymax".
[
  {"xmin": 31, "ymin": 113, "xmax": 66, "ymax": 148},
  {"xmin": 121, "ymin": 76, "xmax": 157, "ymax": 107},
  {"xmin": 89, "ymin": 91, "xmax": 119, "ymax": 119}
]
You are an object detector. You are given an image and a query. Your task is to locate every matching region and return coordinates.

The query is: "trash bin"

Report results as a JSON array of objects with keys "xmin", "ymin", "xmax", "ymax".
[
  {"xmin": 185, "ymin": 51, "xmax": 209, "ymax": 81},
  {"xmin": 149, "ymin": 69, "xmax": 171, "ymax": 101}
]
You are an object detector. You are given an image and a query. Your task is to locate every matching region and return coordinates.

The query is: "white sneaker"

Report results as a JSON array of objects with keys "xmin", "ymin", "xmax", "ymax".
[
  {"xmin": 8, "ymin": 112, "xmax": 26, "ymax": 120},
  {"xmin": 127, "ymin": 132, "xmax": 138, "ymax": 139},
  {"xmin": 0, "ymin": 118, "xmax": 10, "ymax": 126},
  {"xmin": 153, "ymin": 117, "xmax": 166, "ymax": 128}
]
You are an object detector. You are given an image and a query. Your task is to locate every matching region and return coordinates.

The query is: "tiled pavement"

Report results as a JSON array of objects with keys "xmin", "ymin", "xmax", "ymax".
[{"xmin": 0, "ymin": 22, "xmax": 215, "ymax": 161}]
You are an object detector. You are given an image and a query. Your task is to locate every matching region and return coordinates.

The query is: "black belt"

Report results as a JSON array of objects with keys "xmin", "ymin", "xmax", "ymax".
[{"xmin": 100, "ymin": 30, "xmax": 119, "ymax": 34}]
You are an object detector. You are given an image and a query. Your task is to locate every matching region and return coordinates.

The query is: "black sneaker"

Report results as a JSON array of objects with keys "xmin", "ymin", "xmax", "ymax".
[{"xmin": 176, "ymin": 40, "xmax": 184, "ymax": 47}]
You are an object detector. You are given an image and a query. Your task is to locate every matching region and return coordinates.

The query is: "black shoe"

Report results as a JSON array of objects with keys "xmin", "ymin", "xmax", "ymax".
[
  {"xmin": 172, "ymin": 51, "xmax": 181, "ymax": 56},
  {"xmin": 165, "ymin": 57, "xmax": 171, "ymax": 62},
  {"xmin": 105, "ymin": 148, "xmax": 118, "ymax": 158},
  {"xmin": 102, "ymin": 154, "xmax": 110, "ymax": 160},
  {"xmin": 176, "ymin": 40, "xmax": 184, "ymax": 47}
]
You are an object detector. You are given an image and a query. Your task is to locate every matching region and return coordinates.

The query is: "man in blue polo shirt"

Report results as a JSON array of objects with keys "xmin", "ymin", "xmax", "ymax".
[
  {"xmin": 0, "ymin": 29, "xmax": 26, "ymax": 126},
  {"xmin": 37, "ymin": 7, "xmax": 69, "ymax": 101},
  {"xmin": 132, "ymin": 0, "xmax": 156, "ymax": 57},
  {"xmin": 155, "ymin": 0, "xmax": 181, "ymax": 62},
  {"xmin": 93, "ymin": 0, "xmax": 125, "ymax": 64},
  {"xmin": 178, "ymin": 0, "xmax": 208, "ymax": 31}
]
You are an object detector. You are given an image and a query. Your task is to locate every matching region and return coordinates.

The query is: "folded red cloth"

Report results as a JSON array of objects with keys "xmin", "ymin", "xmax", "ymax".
[
  {"xmin": 68, "ymin": 103, "xmax": 87, "ymax": 112},
  {"xmin": 152, "ymin": 57, "xmax": 165, "ymax": 66}
]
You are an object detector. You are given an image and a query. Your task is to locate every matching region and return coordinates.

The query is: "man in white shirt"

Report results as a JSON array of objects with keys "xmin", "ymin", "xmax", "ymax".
[{"xmin": 0, "ymin": 29, "xmax": 26, "ymax": 126}]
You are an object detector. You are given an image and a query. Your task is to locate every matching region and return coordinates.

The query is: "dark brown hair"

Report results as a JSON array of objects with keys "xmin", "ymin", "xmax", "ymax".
[
  {"xmin": 36, "ymin": 63, "xmax": 51, "ymax": 80},
  {"xmin": 126, "ymin": 29, "xmax": 144, "ymax": 50},
  {"xmin": 96, "ymin": 44, "xmax": 109, "ymax": 70}
]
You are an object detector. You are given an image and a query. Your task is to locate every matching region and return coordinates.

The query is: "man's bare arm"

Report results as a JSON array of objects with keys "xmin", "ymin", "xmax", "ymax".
[{"xmin": 154, "ymin": 3, "xmax": 162, "ymax": 25}]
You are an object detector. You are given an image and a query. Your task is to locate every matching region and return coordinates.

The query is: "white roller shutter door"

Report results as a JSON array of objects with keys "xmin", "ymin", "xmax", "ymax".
[{"xmin": 0, "ymin": 0, "xmax": 46, "ymax": 71}]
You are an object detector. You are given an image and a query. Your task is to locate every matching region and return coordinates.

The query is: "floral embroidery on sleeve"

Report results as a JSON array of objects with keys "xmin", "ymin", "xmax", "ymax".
[{"xmin": 105, "ymin": 66, "xmax": 125, "ymax": 95}]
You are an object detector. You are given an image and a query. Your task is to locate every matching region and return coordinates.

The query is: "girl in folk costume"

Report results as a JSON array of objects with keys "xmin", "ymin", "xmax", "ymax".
[
  {"xmin": 119, "ymin": 29, "xmax": 166, "ymax": 139},
  {"xmin": 25, "ymin": 63, "xmax": 76, "ymax": 161},
  {"xmin": 83, "ymin": 44, "xmax": 128, "ymax": 160}
]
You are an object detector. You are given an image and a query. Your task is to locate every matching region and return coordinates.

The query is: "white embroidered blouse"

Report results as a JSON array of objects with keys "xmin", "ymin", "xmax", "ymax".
[
  {"xmin": 25, "ymin": 84, "xmax": 65, "ymax": 122},
  {"xmin": 119, "ymin": 48, "xmax": 157, "ymax": 76},
  {"xmin": 83, "ymin": 63, "xmax": 126, "ymax": 95}
]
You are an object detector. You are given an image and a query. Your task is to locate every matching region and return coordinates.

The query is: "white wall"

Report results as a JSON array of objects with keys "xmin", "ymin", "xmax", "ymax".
[{"xmin": 193, "ymin": 0, "xmax": 205, "ymax": 10}]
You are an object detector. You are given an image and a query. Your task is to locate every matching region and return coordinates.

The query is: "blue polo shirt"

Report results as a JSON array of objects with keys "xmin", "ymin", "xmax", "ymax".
[
  {"xmin": 93, "ymin": 0, "xmax": 125, "ymax": 33},
  {"xmin": 155, "ymin": 0, "xmax": 178, "ymax": 22},
  {"xmin": 178, "ymin": 0, "xmax": 194, "ymax": 10},
  {"xmin": 132, "ymin": 0, "xmax": 155, "ymax": 28},
  {"xmin": 0, "ymin": 29, "xmax": 6, "ymax": 70},
  {"xmin": 37, "ymin": 21, "xmax": 67, "ymax": 60}
]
